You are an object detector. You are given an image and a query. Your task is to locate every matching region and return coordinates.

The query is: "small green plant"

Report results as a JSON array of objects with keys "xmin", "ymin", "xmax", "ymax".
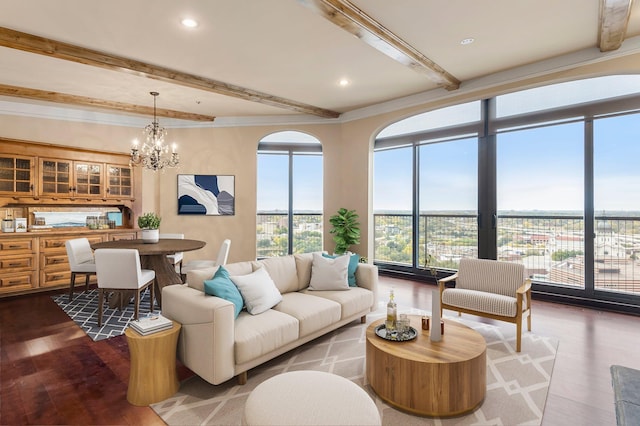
[
  {"xmin": 138, "ymin": 212, "xmax": 161, "ymax": 229},
  {"xmin": 329, "ymin": 208, "xmax": 360, "ymax": 254}
]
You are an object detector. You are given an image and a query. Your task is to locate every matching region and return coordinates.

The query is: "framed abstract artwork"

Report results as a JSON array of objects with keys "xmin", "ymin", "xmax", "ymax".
[{"xmin": 177, "ymin": 174, "xmax": 235, "ymax": 215}]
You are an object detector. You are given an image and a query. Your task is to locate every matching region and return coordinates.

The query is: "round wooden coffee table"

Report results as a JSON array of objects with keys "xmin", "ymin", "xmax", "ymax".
[{"xmin": 366, "ymin": 315, "xmax": 486, "ymax": 417}]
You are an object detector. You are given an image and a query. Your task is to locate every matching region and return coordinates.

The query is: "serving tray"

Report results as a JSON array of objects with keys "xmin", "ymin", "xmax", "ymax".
[{"xmin": 374, "ymin": 324, "xmax": 418, "ymax": 342}]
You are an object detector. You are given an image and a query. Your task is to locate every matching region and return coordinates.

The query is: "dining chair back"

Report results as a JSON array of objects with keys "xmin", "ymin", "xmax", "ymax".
[
  {"xmin": 65, "ymin": 237, "xmax": 97, "ymax": 302},
  {"xmin": 216, "ymin": 239, "xmax": 231, "ymax": 266},
  {"xmin": 159, "ymin": 233, "xmax": 184, "ymax": 273},
  {"xmin": 94, "ymin": 249, "xmax": 155, "ymax": 327},
  {"xmin": 180, "ymin": 239, "xmax": 232, "ymax": 278}
]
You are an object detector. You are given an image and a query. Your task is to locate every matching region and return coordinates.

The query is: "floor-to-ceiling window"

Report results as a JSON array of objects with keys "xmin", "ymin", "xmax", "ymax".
[
  {"xmin": 373, "ymin": 101, "xmax": 481, "ymax": 277},
  {"xmin": 593, "ymin": 112, "xmax": 640, "ymax": 297},
  {"xmin": 496, "ymin": 122, "xmax": 585, "ymax": 288},
  {"xmin": 373, "ymin": 75, "xmax": 640, "ymax": 311},
  {"xmin": 257, "ymin": 131, "xmax": 323, "ymax": 257}
]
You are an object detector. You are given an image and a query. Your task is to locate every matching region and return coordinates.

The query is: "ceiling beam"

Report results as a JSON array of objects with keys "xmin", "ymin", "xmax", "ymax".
[
  {"xmin": 298, "ymin": 0, "xmax": 460, "ymax": 91},
  {"xmin": 599, "ymin": 0, "xmax": 634, "ymax": 52},
  {"xmin": 0, "ymin": 84, "xmax": 216, "ymax": 122},
  {"xmin": 0, "ymin": 27, "xmax": 341, "ymax": 119}
]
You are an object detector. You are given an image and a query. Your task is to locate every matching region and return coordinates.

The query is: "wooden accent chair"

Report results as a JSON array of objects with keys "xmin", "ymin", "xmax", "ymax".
[
  {"xmin": 65, "ymin": 237, "xmax": 97, "ymax": 302},
  {"xmin": 94, "ymin": 249, "xmax": 155, "ymax": 327},
  {"xmin": 438, "ymin": 258, "xmax": 532, "ymax": 352}
]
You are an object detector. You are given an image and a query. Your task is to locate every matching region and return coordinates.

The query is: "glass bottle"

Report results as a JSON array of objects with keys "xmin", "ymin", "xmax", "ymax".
[{"xmin": 386, "ymin": 289, "xmax": 397, "ymax": 331}]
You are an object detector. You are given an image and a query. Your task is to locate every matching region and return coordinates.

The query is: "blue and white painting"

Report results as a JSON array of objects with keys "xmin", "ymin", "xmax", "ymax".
[{"xmin": 178, "ymin": 174, "xmax": 235, "ymax": 215}]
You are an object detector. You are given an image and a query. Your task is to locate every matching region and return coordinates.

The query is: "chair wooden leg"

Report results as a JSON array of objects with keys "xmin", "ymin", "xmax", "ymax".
[
  {"xmin": 527, "ymin": 310, "xmax": 532, "ymax": 331},
  {"xmin": 360, "ymin": 315, "xmax": 366, "ymax": 324},
  {"xmin": 98, "ymin": 289, "xmax": 104, "ymax": 326},
  {"xmin": 84, "ymin": 273, "xmax": 91, "ymax": 293},
  {"xmin": 69, "ymin": 272, "xmax": 77, "ymax": 303},
  {"xmin": 134, "ymin": 291, "xmax": 140, "ymax": 321},
  {"xmin": 516, "ymin": 319, "xmax": 522, "ymax": 352}
]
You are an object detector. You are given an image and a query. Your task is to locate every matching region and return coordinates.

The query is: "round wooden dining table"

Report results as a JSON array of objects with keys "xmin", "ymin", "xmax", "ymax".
[{"xmin": 91, "ymin": 238, "xmax": 206, "ymax": 308}]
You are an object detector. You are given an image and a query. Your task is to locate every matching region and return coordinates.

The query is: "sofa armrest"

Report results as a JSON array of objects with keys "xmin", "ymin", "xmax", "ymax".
[
  {"xmin": 162, "ymin": 284, "xmax": 236, "ymax": 385},
  {"xmin": 355, "ymin": 263, "xmax": 378, "ymax": 311}
]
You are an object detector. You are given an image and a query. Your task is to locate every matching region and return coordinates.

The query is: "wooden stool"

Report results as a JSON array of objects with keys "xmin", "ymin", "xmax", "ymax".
[{"xmin": 125, "ymin": 321, "xmax": 181, "ymax": 406}]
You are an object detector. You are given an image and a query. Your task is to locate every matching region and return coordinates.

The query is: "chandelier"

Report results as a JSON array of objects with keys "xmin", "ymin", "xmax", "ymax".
[{"xmin": 130, "ymin": 91, "xmax": 179, "ymax": 171}]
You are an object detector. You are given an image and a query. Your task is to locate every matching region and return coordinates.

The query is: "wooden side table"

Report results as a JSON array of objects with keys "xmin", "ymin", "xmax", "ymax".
[{"xmin": 125, "ymin": 321, "xmax": 181, "ymax": 406}]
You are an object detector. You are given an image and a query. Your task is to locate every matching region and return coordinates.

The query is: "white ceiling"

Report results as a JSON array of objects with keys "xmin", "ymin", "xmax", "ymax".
[{"xmin": 0, "ymin": 0, "xmax": 639, "ymax": 125}]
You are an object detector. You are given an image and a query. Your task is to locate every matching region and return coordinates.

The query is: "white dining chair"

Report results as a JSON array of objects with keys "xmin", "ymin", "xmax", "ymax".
[
  {"xmin": 65, "ymin": 237, "xmax": 97, "ymax": 302},
  {"xmin": 159, "ymin": 233, "xmax": 184, "ymax": 273},
  {"xmin": 181, "ymin": 239, "xmax": 231, "ymax": 277},
  {"xmin": 94, "ymin": 249, "xmax": 155, "ymax": 327}
]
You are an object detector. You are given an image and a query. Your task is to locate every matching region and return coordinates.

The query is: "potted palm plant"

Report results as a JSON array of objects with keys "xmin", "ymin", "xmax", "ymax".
[
  {"xmin": 329, "ymin": 208, "xmax": 361, "ymax": 255},
  {"xmin": 138, "ymin": 212, "xmax": 161, "ymax": 243}
]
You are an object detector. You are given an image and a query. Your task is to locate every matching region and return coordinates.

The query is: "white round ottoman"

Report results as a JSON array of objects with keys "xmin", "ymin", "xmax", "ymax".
[{"xmin": 243, "ymin": 370, "xmax": 381, "ymax": 426}]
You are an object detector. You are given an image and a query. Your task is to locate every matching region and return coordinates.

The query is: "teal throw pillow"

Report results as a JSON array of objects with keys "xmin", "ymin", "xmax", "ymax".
[
  {"xmin": 204, "ymin": 266, "xmax": 244, "ymax": 318},
  {"xmin": 322, "ymin": 252, "xmax": 360, "ymax": 286}
]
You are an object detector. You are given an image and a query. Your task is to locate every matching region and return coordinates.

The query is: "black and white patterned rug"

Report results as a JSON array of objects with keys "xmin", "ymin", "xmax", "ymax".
[{"xmin": 52, "ymin": 288, "xmax": 158, "ymax": 341}]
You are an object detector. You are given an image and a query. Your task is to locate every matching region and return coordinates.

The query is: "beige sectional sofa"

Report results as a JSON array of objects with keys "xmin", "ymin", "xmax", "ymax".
[{"xmin": 162, "ymin": 252, "xmax": 379, "ymax": 385}]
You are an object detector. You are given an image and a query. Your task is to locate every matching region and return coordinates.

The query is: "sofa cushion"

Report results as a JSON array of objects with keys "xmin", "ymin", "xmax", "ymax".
[
  {"xmin": 186, "ymin": 267, "xmax": 218, "ymax": 292},
  {"xmin": 309, "ymin": 252, "xmax": 350, "ymax": 291},
  {"xmin": 204, "ymin": 266, "xmax": 244, "ymax": 318},
  {"xmin": 294, "ymin": 252, "xmax": 314, "ymax": 290},
  {"xmin": 231, "ymin": 267, "xmax": 283, "ymax": 315},
  {"xmin": 300, "ymin": 287, "xmax": 374, "ymax": 320},
  {"xmin": 234, "ymin": 310, "xmax": 299, "ymax": 364},
  {"xmin": 322, "ymin": 252, "xmax": 360, "ymax": 287},
  {"xmin": 255, "ymin": 255, "xmax": 300, "ymax": 294},
  {"xmin": 274, "ymin": 292, "xmax": 341, "ymax": 337},
  {"xmin": 224, "ymin": 260, "xmax": 254, "ymax": 277}
]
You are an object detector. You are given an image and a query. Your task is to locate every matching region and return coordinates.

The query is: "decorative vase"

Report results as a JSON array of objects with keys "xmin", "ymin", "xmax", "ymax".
[{"xmin": 141, "ymin": 229, "xmax": 159, "ymax": 244}]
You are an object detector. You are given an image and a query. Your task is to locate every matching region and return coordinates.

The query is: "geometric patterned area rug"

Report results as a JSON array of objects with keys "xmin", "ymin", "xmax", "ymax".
[
  {"xmin": 51, "ymin": 288, "xmax": 156, "ymax": 341},
  {"xmin": 151, "ymin": 310, "xmax": 558, "ymax": 426}
]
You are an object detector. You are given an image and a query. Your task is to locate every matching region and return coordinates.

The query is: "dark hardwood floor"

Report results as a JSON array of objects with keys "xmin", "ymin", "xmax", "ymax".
[{"xmin": 2, "ymin": 277, "xmax": 638, "ymax": 425}]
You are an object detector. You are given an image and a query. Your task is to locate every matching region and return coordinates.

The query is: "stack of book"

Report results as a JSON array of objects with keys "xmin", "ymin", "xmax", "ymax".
[{"xmin": 130, "ymin": 313, "xmax": 173, "ymax": 335}]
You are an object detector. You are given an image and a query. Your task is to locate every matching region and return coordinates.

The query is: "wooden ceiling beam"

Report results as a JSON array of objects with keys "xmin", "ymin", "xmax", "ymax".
[
  {"xmin": 0, "ymin": 27, "xmax": 340, "ymax": 119},
  {"xmin": 599, "ymin": 0, "xmax": 634, "ymax": 52},
  {"xmin": 299, "ymin": 0, "xmax": 460, "ymax": 91},
  {"xmin": 0, "ymin": 84, "xmax": 215, "ymax": 121}
]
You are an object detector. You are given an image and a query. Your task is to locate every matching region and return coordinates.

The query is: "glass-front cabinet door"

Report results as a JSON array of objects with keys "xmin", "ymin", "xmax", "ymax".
[
  {"xmin": 0, "ymin": 155, "xmax": 35, "ymax": 195},
  {"xmin": 106, "ymin": 164, "xmax": 133, "ymax": 199},
  {"xmin": 74, "ymin": 162, "xmax": 103, "ymax": 197},
  {"xmin": 39, "ymin": 158, "xmax": 72, "ymax": 196}
]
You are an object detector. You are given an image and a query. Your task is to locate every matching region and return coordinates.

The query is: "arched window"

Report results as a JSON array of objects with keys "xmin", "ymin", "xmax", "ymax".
[
  {"xmin": 374, "ymin": 75, "xmax": 640, "ymax": 311},
  {"xmin": 257, "ymin": 131, "xmax": 323, "ymax": 257}
]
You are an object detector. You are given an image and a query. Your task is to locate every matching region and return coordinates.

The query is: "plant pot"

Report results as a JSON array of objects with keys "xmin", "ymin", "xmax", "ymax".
[{"xmin": 141, "ymin": 229, "xmax": 159, "ymax": 244}]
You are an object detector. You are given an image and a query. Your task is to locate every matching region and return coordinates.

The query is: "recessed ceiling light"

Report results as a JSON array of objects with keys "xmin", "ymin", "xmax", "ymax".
[
  {"xmin": 339, "ymin": 78, "xmax": 350, "ymax": 87},
  {"xmin": 181, "ymin": 18, "xmax": 198, "ymax": 28},
  {"xmin": 460, "ymin": 38, "xmax": 475, "ymax": 45}
]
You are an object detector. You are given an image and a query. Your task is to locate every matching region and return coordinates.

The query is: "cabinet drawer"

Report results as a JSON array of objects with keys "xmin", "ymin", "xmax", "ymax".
[
  {"xmin": 0, "ymin": 254, "xmax": 35, "ymax": 271},
  {"xmin": 110, "ymin": 232, "xmax": 137, "ymax": 241},
  {"xmin": 40, "ymin": 237, "xmax": 68, "ymax": 250},
  {"xmin": 0, "ymin": 271, "xmax": 36, "ymax": 290},
  {"xmin": 40, "ymin": 269, "xmax": 71, "ymax": 287},
  {"xmin": 40, "ymin": 253, "xmax": 69, "ymax": 269},
  {"xmin": 0, "ymin": 238, "xmax": 34, "ymax": 252}
]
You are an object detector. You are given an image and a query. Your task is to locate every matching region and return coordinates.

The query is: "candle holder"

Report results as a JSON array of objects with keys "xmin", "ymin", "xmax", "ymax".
[{"xmin": 421, "ymin": 316, "xmax": 444, "ymax": 334}]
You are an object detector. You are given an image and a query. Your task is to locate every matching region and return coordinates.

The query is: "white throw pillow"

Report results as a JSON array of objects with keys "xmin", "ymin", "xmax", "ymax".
[
  {"xmin": 309, "ymin": 252, "xmax": 350, "ymax": 291},
  {"xmin": 230, "ymin": 267, "xmax": 283, "ymax": 315}
]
